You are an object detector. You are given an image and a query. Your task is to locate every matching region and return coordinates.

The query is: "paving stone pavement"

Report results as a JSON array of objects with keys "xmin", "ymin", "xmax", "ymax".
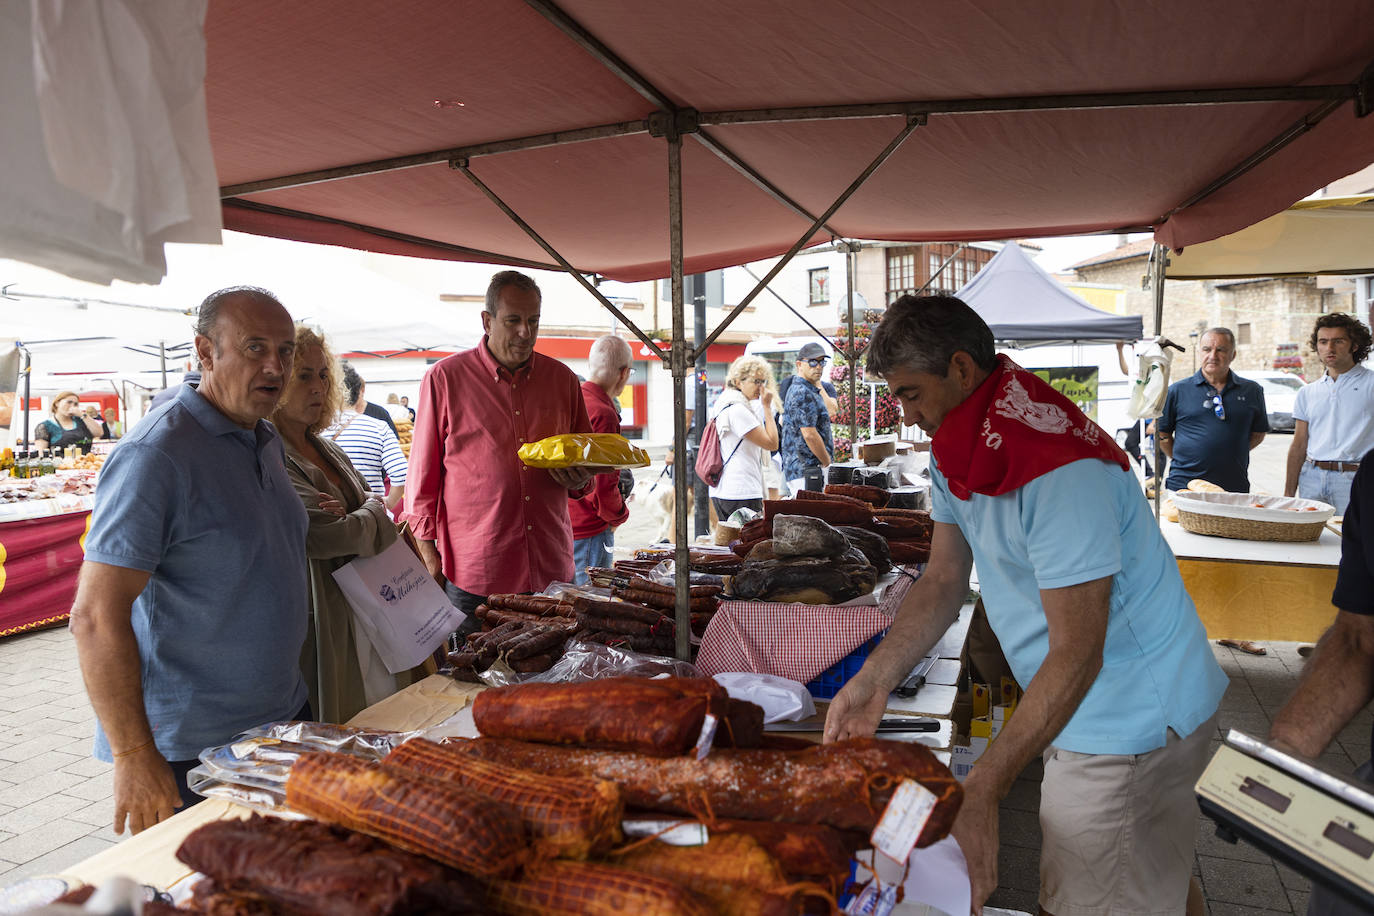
[{"xmin": 1, "ymin": 625, "xmax": 1369, "ymax": 914}]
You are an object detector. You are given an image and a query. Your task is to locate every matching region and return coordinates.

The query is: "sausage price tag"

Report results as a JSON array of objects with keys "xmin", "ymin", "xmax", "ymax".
[
  {"xmin": 870, "ymin": 778, "xmax": 937, "ymax": 864},
  {"xmin": 693, "ymin": 713, "xmax": 719, "ymax": 760},
  {"xmin": 622, "ymin": 819, "xmax": 709, "ymax": 846}
]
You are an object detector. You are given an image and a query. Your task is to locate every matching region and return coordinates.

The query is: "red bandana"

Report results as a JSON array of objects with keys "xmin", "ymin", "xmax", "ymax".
[{"xmin": 933, "ymin": 355, "xmax": 1130, "ymax": 500}]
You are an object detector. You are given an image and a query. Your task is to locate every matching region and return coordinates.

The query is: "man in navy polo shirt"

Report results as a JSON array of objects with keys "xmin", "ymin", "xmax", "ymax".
[
  {"xmin": 70, "ymin": 287, "xmax": 310, "ymax": 837},
  {"xmin": 1158, "ymin": 327, "xmax": 1268, "ymax": 492}
]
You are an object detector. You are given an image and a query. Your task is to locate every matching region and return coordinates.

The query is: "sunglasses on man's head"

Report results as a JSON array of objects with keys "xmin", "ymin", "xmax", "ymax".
[
  {"xmin": 804, "ymin": 357, "xmax": 828, "ymax": 368},
  {"xmin": 1206, "ymin": 394, "xmax": 1226, "ymax": 420}
]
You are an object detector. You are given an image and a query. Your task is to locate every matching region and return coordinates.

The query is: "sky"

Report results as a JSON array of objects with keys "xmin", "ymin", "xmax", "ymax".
[{"xmin": 1025, "ymin": 233, "xmax": 1148, "ymax": 274}]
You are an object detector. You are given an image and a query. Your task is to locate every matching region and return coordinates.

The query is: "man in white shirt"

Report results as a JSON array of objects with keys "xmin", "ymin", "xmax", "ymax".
[{"xmin": 1285, "ymin": 313, "xmax": 1374, "ymax": 515}]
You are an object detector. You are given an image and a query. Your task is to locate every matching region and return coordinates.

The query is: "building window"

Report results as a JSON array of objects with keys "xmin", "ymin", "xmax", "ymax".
[
  {"xmin": 809, "ymin": 267, "xmax": 829, "ymax": 305},
  {"xmin": 1237, "ymin": 323, "xmax": 1251, "ymax": 345},
  {"xmin": 887, "ymin": 249, "xmax": 918, "ymax": 302}
]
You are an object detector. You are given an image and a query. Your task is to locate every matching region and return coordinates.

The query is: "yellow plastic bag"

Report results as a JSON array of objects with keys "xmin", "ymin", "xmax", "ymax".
[{"xmin": 517, "ymin": 433, "xmax": 650, "ymax": 469}]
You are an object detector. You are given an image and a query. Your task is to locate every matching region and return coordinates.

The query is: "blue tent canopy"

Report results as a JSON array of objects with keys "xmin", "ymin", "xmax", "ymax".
[{"xmin": 956, "ymin": 243, "xmax": 1144, "ymax": 344}]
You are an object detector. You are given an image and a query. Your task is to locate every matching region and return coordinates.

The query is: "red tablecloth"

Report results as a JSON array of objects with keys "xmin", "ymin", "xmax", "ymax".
[
  {"xmin": 0, "ymin": 507, "xmax": 91, "ymax": 637},
  {"xmin": 694, "ymin": 568, "xmax": 919, "ymax": 682}
]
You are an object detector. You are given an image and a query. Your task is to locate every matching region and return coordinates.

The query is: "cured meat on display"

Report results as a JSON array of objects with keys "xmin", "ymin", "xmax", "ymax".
[
  {"xmin": 486, "ymin": 860, "xmax": 713, "ymax": 916},
  {"xmin": 174, "ymin": 814, "xmax": 483, "ymax": 915},
  {"xmin": 285, "ymin": 752, "xmax": 526, "ymax": 879},
  {"xmin": 383, "ymin": 737, "xmax": 624, "ymax": 860},
  {"xmin": 471, "ymin": 677, "xmax": 729, "ymax": 756},
  {"xmin": 445, "ymin": 736, "xmax": 962, "ymax": 841}
]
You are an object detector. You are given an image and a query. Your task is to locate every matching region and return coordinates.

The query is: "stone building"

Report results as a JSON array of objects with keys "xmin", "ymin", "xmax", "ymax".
[{"xmin": 1071, "ymin": 241, "xmax": 1355, "ymax": 380}]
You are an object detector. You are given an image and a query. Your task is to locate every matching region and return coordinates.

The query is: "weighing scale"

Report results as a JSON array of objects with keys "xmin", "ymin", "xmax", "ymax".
[{"xmin": 1196, "ymin": 729, "xmax": 1374, "ymax": 909}]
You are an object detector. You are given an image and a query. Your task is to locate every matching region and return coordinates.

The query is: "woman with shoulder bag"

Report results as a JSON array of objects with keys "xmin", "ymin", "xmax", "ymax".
[
  {"xmin": 271, "ymin": 325, "xmax": 410, "ymax": 723},
  {"xmin": 707, "ymin": 355, "xmax": 778, "ymax": 521}
]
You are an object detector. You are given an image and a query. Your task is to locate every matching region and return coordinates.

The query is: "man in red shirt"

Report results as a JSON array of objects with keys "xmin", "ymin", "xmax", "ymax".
[
  {"xmin": 569, "ymin": 335, "xmax": 633, "ymax": 582},
  {"xmin": 404, "ymin": 271, "xmax": 594, "ymax": 637}
]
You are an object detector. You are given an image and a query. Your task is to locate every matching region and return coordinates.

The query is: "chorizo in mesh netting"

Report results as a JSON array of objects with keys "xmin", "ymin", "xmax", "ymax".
[
  {"xmin": 471, "ymin": 677, "xmax": 727, "ymax": 756},
  {"xmin": 285, "ymin": 752, "xmax": 525, "ymax": 879},
  {"xmin": 443, "ymin": 736, "xmax": 962, "ymax": 841},
  {"xmin": 486, "ymin": 860, "xmax": 712, "ymax": 916},
  {"xmin": 175, "ymin": 813, "xmax": 484, "ymax": 915},
  {"xmin": 384, "ymin": 738, "xmax": 623, "ymax": 860}
]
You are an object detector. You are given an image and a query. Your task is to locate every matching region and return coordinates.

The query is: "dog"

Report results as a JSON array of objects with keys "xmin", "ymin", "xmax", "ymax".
[{"xmin": 632, "ymin": 468, "xmax": 692, "ymax": 544}]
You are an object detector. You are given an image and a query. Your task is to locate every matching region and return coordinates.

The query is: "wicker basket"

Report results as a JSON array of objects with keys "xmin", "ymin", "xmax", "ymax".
[{"xmin": 1173, "ymin": 491, "xmax": 1334, "ymax": 542}]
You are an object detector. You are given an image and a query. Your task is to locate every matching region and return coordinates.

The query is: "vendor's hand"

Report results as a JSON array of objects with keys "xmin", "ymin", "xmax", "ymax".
[
  {"xmin": 113, "ymin": 747, "xmax": 182, "ymax": 836},
  {"xmin": 317, "ymin": 493, "xmax": 346, "ymax": 517},
  {"xmin": 822, "ymin": 674, "xmax": 889, "ymax": 744},
  {"xmin": 950, "ymin": 778, "xmax": 1000, "ymax": 915},
  {"xmin": 549, "ymin": 466, "xmax": 595, "ymax": 491}
]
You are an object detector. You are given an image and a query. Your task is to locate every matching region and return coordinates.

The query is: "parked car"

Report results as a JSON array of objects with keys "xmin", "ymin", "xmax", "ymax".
[{"xmin": 1244, "ymin": 370, "xmax": 1305, "ymax": 433}]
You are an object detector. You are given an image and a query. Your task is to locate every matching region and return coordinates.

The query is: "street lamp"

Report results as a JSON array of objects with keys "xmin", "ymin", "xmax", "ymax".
[{"xmin": 1189, "ymin": 330, "xmax": 1199, "ymax": 372}]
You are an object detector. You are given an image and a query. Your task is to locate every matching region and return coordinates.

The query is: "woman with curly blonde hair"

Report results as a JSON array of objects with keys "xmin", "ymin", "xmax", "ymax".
[
  {"xmin": 271, "ymin": 325, "xmax": 404, "ymax": 722},
  {"xmin": 708, "ymin": 354, "xmax": 778, "ymax": 520}
]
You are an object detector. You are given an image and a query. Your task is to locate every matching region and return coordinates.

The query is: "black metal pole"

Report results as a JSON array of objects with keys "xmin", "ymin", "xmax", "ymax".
[
  {"xmin": 692, "ymin": 277, "xmax": 709, "ymax": 538},
  {"xmin": 20, "ymin": 346, "xmax": 31, "ymax": 451}
]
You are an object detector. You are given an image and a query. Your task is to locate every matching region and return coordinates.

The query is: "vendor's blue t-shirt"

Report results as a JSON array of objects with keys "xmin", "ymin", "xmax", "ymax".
[
  {"xmin": 930, "ymin": 457, "xmax": 1226, "ymax": 755},
  {"xmin": 84, "ymin": 385, "xmax": 309, "ymax": 761},
  {"xmin": 1159, "ymin": 370, "xmax": 1268, "ymax": 492}
]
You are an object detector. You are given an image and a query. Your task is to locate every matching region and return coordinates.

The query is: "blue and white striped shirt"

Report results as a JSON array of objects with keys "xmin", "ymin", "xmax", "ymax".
[{"xmin": 323, "ymin": 412, "xmax": 407, "ymax": 495}]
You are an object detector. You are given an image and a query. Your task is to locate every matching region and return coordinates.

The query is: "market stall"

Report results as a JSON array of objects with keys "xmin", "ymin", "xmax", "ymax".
[
  {"xmin": 1160, "ymin": 517, "xmax": 1341, "ymax": 642},
  {"xmin": 50, "ymin": 663, "xmax": 973, "ymax": 913},
  {"xmin": 0, "ymin": 468, "xmax": 99, "ymax": 637}
]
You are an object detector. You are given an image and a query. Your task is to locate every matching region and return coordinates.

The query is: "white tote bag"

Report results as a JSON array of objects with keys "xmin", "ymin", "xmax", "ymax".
[{"xmin": 331, "ymin": 538, "xmax": 465, "ymax": 674}]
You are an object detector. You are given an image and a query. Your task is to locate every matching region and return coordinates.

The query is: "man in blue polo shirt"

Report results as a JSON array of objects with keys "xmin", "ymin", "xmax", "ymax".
[
  {"xmin": 70, "ymin": 287, "xmax": 309, "ymax": 837},
  {"xmin": 1158, "ymin": 327, "xmax": 1268, "ymax": 492},
  {"xmin": 825, "ymin": 295, "xmax": 1226, "ymax": 916}
]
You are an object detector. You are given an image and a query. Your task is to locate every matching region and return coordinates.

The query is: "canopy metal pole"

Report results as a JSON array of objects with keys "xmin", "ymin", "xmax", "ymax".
[
  {"xmin": 666, "ymin": 128, "xmax": 692, "ymax": 661},
  {"xmin": 450, "ymin": 159, "xmax": 665, "ymax": 361},
  {"xmin": 19, "ymin": 345, "xmax": 31, "ymax": 452},
  {"xmin": 695, "ymin": 115, "xmax": 924, "ymax": 358},
  {"xmin": 1150, "ymin": 242, "xmax": 1168, "ymax": 520},
  {"xmin": 845, "ymin": 241, "xmax": 859, "ymax": 457}
]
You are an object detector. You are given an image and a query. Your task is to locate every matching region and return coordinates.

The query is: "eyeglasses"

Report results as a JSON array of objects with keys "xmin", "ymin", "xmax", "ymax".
[
  {"xmin": 749, "ymin": 377, "xmax": 768, "ymax": 385},
  {"xmin": 1207, "ymin": 394, "xmax": 1226, "ymax": 420},
  {"xmin": 804, "ymin": 357, "xmax": 828, "ymax": 368}
]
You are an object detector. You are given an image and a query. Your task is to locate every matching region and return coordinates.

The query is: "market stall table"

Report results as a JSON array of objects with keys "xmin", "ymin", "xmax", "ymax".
[
  {"xmin": 0, "ymin": 481, "xmax": 95, "ymax": 638},
  {"xmin": 1160, "ymin": 518, "xmax": 1341, "ymax": 642}
]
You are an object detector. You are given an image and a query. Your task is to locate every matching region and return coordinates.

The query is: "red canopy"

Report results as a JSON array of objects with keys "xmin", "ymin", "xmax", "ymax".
[{"xmin": 208, "ymin": 0, "xmax": 1374, "ymax": 282}]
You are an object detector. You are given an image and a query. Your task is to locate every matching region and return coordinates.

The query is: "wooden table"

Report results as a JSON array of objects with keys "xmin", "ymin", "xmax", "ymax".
[
  {"xmin": 54, "ymin": 613, "xmax": 974, "ymax": 894},
  {"xmin": 1160, "ymin": 519, "xmax": 1341, "ymax": 642}
]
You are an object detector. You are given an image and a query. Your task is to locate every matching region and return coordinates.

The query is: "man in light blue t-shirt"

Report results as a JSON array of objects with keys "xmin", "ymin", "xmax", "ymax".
[
  {"xmin": 70, "ymin": 287, "xmax": 310, "ymax": 838},
  {"xmin": 824, "ymin": 295, "xmax": 1226, "ymax": 916}
]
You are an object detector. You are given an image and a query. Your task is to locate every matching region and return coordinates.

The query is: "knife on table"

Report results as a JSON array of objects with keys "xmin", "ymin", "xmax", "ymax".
[
  {"xmin": 892, "ymin": 653, "xmax": 939, "ymax": 698},
  {"xmin": 764, "ymin": 717, "xmax": 940, "ymax": 733}
]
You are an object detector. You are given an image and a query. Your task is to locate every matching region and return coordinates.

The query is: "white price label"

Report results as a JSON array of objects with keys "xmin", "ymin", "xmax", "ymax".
[
  {"xmin": 693, "ymin": 713, "xmax": 719, "ymax": 760},
  {"xmin": 622, "ymin": 819, "xmax": 709, "ymax": 846},
  {"xmin": 870, "ymin": 778, "xmax": 937, "ymax": 864}
]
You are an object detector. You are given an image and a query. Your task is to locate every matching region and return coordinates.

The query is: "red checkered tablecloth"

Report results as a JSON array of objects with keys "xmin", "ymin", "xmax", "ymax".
[{"xmin": 694, "ymin": 568, "xmax": 920, "ymax": 683}]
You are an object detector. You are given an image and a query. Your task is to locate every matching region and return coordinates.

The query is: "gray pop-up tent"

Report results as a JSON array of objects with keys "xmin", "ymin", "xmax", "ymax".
[{"xmin": 957, "ymin": 243, "xmax": 1145, "ymax": 345}]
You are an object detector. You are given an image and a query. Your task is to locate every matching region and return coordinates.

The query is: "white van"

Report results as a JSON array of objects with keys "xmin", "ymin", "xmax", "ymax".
[
  {"xmin": 744, "ymin": 336, "xmax": 835, "ymax": 388},
  {"xmin": 1243, "ymin": 370, "xmax": 1305, "ymax": 432}
]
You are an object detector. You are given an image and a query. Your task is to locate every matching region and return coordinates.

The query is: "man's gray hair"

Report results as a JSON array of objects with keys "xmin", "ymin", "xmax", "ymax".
[
  {"xmin": 194, "ymin": 286, "xmax": 283, "ymax": 341},
  {"xmin": 1201, "ymin": 327, "xmax": 1236, "ymax": 349},
  {"xmin": 484, "ymin": 270, "xmax": 541, "ymax": 315},
  {"xmin": 867, "ymin": 295, "xmax": 998, "ymax": 378},
  {"xmin": 587, "ymin": 335, "xmax": 633, "ymax": 386}
]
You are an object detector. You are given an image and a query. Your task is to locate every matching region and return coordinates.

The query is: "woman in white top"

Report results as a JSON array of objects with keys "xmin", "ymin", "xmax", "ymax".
[{"xmin": 708, "ymin": 355, "xmax": 779, "ymax": 521}]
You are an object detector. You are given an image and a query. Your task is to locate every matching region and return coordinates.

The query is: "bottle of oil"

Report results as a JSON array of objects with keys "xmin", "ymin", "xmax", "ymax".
[{"xmin": 40, "ymin": 449, "xmax": 55, "ymax": 477}]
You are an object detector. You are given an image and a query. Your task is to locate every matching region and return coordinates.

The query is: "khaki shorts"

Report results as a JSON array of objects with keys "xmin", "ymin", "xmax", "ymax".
[{"xmin": 1039, "ymin": 714, "xmax": 1216, "ymax": 916}]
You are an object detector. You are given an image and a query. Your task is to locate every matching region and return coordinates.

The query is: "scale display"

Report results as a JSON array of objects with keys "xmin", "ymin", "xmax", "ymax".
[{"xmin": 1196, "ymin": 730, "xmax": 1373, "ymax": 907}]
